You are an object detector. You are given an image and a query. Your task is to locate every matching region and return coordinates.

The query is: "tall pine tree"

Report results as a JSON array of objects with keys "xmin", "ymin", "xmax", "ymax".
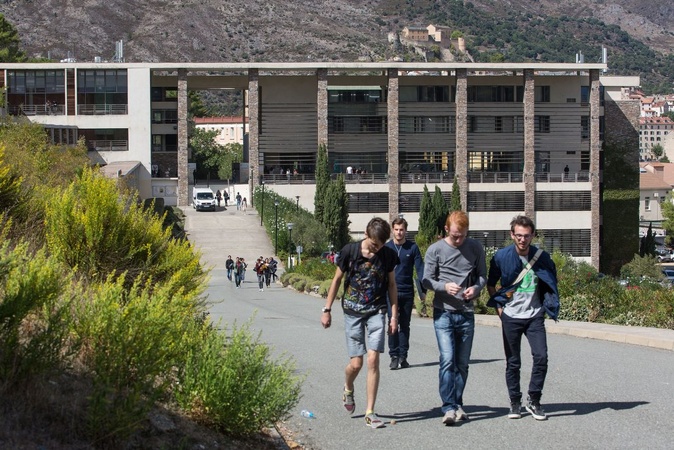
[
  {"xmin": 314, "ymin": 143, "xmax": 329, "ymax": 225},
  {"xmin": 0, "ymin": 15, "xmax": 25, "ymax": 62}
]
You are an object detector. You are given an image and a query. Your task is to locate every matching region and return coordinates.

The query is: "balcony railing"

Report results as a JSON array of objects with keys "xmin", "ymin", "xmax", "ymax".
[
  {"xmin": 535, "ymin": 172, "xmax": 590, "ymax": 182},
  {"xmin": 9, "ymin": 104, "xmax": 65, "ymax": 116},
  {"xmin": 87, "ymin": 140, "xmax": 128, "ymax": 152},
  {"xmin": 468, "ymin": 172, "xmax": 524, "ymax": 183},
  {"xmin": 78, "ymin": 104, "xmax": 128, "ymax": 115},
  {"xmin": 400, "ymin": 172, "xmax": 453, "ymax": 184}
]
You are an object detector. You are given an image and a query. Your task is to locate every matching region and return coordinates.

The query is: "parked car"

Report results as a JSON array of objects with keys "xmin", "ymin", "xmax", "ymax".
[{"xmin": 662, "ymin": 269, "xmax": 674, "ymax": 284}]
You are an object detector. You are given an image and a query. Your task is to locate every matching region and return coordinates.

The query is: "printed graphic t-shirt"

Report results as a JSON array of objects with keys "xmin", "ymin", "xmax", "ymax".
[{"xmin": 338, "ymin": 241, "xmax": 399, "ymax": 316}]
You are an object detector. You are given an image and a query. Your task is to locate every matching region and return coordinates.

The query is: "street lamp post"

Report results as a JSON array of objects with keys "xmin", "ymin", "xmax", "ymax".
[
  {"xmin": 483, "ymin": 231, "xmax": 489, "ymax": 247},
  {"xmin": 295, "ymin": 195, "xmax": 300, "ymax": 212},
  {"xmin": 274, "ymin": 201, "xmax": 279, "ymax": 255},
  {"xmin": 287, "ymin": 222, "xmax": 294, "ymax": 269},
  {"xmin": 260, "ymin": 181, "xmax": 265, "ymax": 226}
]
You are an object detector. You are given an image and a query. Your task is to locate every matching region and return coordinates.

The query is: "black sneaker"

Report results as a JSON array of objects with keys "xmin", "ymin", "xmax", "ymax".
[
  {"xmin": 399, "ymin": 358, "xmax": 410, "ymax": 369},
  {"xmin": 508, "ymin": 401, "xmax": 522, "ymax": 419},
  {"xmin": 525, "ymin": 397, "xmax": 547, "ymax": 420},
  {"xmin": 389, "ymin": 357, "xmax": 400, "ymax": 370}
]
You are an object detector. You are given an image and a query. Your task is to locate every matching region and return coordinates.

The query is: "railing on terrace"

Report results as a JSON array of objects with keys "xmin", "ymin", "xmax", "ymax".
[
  {"xmin": 10, "ymin": 104, "xmax": 65, "ymax": 116},
  {"xmin": 262, "ymin": 173, "xmax": 317, "ymax": 184},
  {"xmin": 535, "ymin": 172, "xmax": 590, "ymax": 182},
  {"xmin": 400, "ymin": 172, "xmax": 454, "ymax": 184},
  {"xmin": 78, "ymin": 104, "xmax": 128, "ymax": 115},
  {"xmin": 468, "ymin": 172, "xmax": 524, "ymax": 183},
  {"xmin": 87, "ymin": 140, "xmax": 128, "ymax": 152}
]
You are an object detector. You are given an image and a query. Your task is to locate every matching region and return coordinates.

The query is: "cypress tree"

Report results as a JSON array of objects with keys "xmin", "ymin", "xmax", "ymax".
[
  {"xmin": 416, "ymin": 185, "xmax": 434, "ymax": 246},
  {"xmin": 450, "ymin": 176, "xmax": 461, "ymax": 212},
  {"xmin": 324, "ymin": 175, "xmax": 350, "ymax": 249},
  {"xmin": 314, "ymin": 144, "xmax": 329, "ymax": 225},
  {"xmin": 0, "ymin": 15, "xmax": 25, "ymax": 62},
  {"xmin": 432, "ymin": 185, "xmax": 449, "ymax": 238}
]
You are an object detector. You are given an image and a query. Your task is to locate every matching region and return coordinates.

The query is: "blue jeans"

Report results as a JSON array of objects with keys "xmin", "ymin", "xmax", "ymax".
[
  {"xmin": 433, "ymin": 308, "xmax": 475, "ymax": 413},
  {"xmin": 226, "ymin": 268, "xmax": 233, "ymax": 281},
  {"xmin": 388, "ymin": 295, "xmax": 414, "ymax": 359}
]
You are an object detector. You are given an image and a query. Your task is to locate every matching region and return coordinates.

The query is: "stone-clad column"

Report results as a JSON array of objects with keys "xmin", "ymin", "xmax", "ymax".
[
  {"xmin": 177, "ymin": 69, "xmax": 188, "ymax": 207},
  {"xmin": 387, "ymin": 68, "xmax": 400, "ymax": 221},
  {"xmin": 523, "ymin": 69, "xmax": 535, "ymax": 218},
  {"xmin": 589, "ymin": 69, "xmax": 601, "ymax": 269},
  {"xmin": 248, "ymin": 69, "xmax": 260, "ymax": 199},
  {"xmin": 455, "ymin": 69, "xmax": 468, "ymax": 210},
  {"xmin": 317, "ymin": 69, "xmax": 328, "ymax": 147}
]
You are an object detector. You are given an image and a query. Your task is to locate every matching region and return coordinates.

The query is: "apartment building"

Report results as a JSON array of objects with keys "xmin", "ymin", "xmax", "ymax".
[
  {"xmin": 639, "ymin": 116, "xmax": 674, "ymax": 160},
  {"xmin": 0, "ymin": 61, "xmax": 640, "ymax": 268},
  {"xmin": 639, "ymin": 162, "xmax": 673, "ymax": 226},
  {"xmin": 193, "ymin": 116, "xmax": 248, "ymax": 146}
]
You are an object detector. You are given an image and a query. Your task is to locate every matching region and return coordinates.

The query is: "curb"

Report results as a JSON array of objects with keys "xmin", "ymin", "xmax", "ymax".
[{"xmin": 475, "ymin": 315, "xmax": 674, "ymax": 351}]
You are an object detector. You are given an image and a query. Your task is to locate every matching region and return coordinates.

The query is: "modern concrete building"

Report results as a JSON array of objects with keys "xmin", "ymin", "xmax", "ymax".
[{"xmin": 0, "ymin": 61, "xmax": 640, "ymax": 268}]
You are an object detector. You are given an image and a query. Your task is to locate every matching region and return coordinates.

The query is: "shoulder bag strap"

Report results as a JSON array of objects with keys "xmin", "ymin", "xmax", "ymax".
[{"xmin": 510, "ymin": 248, "xmax": 543, "ymax": 287}]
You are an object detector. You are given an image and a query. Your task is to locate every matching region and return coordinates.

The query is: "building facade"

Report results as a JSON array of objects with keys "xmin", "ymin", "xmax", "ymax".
[{"xmin": 0, "ymin": 61, "xmax": 640, "ymax": 268}]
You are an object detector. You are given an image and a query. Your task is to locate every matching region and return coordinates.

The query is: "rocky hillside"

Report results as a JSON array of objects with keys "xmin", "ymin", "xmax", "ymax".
[{"xmin": 1, "ymin": 0, "xmax": 673, "ymax": 91}]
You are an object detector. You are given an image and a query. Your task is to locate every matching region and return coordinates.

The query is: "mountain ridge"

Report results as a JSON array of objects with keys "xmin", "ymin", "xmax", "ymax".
[{"xmin": 0, "ymin": 0, "xmax": 672, "ymax": 92}]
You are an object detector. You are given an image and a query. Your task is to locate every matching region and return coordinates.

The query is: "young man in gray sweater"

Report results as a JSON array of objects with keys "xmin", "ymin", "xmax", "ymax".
[{"xmin": 422, "ymin": 211, "xmax": 486, "ymax": 426}]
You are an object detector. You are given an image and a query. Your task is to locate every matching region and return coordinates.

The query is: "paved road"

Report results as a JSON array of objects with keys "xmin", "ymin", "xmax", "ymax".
[{"xmin": 183, "ymin": 204, "xmax": 674, "ymax": 450}]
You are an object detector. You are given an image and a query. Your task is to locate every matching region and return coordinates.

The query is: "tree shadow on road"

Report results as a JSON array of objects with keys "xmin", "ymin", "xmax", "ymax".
[{"xmin": 546, "ymin": 401, "xmax": 649, "ymax": 417}]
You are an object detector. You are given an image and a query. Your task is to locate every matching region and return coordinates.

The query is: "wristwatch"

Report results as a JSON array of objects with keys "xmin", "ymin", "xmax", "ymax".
[{"xmin": 322, "ymin": 307, "xmax": 331, "ymax": 313}]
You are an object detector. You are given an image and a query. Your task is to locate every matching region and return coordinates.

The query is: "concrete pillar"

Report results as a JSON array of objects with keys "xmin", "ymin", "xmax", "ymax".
[
  {"xmin": 177, "ymin": 69, "xmax": 188, "ymax": 207},
  {"xmin": 317, "ymin": 69, "xmax": 328, "ymax": 147},
  {"xmin": 455, "ymin": 69, "xmax": 468, "ymax": 211},
  {"xmin": 589, "ymin": 69, "xmax": 601, "ymax": 270},
  {"xmin": 387, "ymin": 68, "xmax": 400, "ymax": 221},
  {"xmin": 248, "ymin": 69, "xmax": 260, "ymax": 201},
  {"xmin": 523, "ymin": 69, "xmax": 535, "ymax": 218}
]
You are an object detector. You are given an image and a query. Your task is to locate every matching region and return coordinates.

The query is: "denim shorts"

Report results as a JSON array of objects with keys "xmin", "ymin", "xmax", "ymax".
[{"xmin": 343, "ymin": 310, "xmax": 386, "ymax": 357}]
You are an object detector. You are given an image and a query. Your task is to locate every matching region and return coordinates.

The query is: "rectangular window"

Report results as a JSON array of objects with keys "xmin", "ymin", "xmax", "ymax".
[
  {"xmin": 535, "ymin": 191, "xmax": 591, "ymax": 211},
  {"xmin": 645, "ymin": 197, "xmax": 651, "ymax": 211},
  {"xmin": 581, "ymin": 86, "xmax": 590, "ymax": 104},
  {"xmin": 581, "ymin": 116, "xmax": 590, "ymax": 139},
  {"xmin": 400, "ymin": 116, "xmax": 452, "ymax": 133},
  {"xmin": 400, "ymin": 86, "xmax": 450, "ymax": 102},
  {"xmin": 468, "ymin": 85, "xmax": 521, "ymax": 102},
  {"xmin": 535, "ymin": 116, "xmax": 550, "ymax": 133},
  {"xmin": 535, "ymin": 86, "xmax": 550, "ymax": 102}
]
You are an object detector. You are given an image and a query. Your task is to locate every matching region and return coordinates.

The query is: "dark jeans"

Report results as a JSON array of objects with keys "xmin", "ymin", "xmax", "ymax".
[
  {"xmin": 235, "ymin": 272, "xmax": 242, "ymax": 287},
  {"xmin": 500, "ymin": 313, "xmax": 548, "ymax": 402},
  {"xmin": 257, "ymin": 273, "xmax": 265, "ymax": 289},
  {"xmin": 226, "ymin": 268, "xmax": 233, "ymax": 281},
  {"xmin": 387, "ymin": 295, "xmax": 414, "ymax": 359}
]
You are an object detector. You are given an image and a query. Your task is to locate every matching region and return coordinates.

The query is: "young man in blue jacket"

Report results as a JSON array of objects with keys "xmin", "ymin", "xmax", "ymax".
[
  {"xmin": 385, "ymin": 217, "xmax": 426, "ymax": 370},
  {"xmin": 487, "ymin": 215, "xmax": 559, "ymax": 421}
]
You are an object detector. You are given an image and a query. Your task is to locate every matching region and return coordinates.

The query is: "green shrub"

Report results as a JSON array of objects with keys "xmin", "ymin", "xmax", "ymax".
[
  {"xmin": 0, "ymin": 237, "xmax": 71, "ymax": 386},
  {"xmin": 174, "ymin": 319, "xmax": 302, "ymax": 436},
  {"xmin": 73, "ymin": 276, "xmax": 204, "ymax": 442},
  {"xmin": 292, "ymin": 276, "xmax": 308, "ymax": 292},
  {"xmin": 45, "ymin": 167, "xmax": 206, "ymax": 295}
]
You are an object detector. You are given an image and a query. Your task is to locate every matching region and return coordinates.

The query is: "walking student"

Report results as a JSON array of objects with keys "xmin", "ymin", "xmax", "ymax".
[
  {"xmin": 385, "ymin": 217, "xmax": 425, "ymax": 370},
  {"xmin": 422, "ymin": 211, "xmax": 486, "ymax": 426},
  {"xmin": 234, "ymin": 257, "xmax": 244, "ymax": 288},
  {"xmin": 225, "ymin": 255, "xmax": 234, "ymax": 281},
  {"xmin": 487, "ymin": 215, "xmax": 559, "ymax": 421},
  {"xmin": 321, "ymin": 217, "xmax": 399, "ymax": 429}
]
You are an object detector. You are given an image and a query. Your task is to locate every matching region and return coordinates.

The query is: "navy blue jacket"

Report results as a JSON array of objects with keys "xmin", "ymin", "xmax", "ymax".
[
  {"xmin": 486, "ymin": 244, "xmax": 560, "ymax": 321},
  {"xmin": 385, "ymin": 239, "xmax": 425, "ymax": 298}
]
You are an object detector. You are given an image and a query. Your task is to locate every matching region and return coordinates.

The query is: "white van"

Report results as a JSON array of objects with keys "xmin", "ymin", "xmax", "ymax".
[{"xmin": 192, "ymin": 187, "xmax": 216, "ymax": 211}]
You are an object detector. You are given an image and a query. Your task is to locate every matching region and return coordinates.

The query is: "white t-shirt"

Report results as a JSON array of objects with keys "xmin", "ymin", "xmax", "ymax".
[{"xmin": 503, "ymin": 255, "xmax": 543, "ymax": 319}]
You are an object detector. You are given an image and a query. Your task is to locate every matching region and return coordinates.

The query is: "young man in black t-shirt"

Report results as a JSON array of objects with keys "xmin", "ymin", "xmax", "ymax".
[{"xmin": 321, "ymin": 217, "xmax": 399, "ymax": 429}]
